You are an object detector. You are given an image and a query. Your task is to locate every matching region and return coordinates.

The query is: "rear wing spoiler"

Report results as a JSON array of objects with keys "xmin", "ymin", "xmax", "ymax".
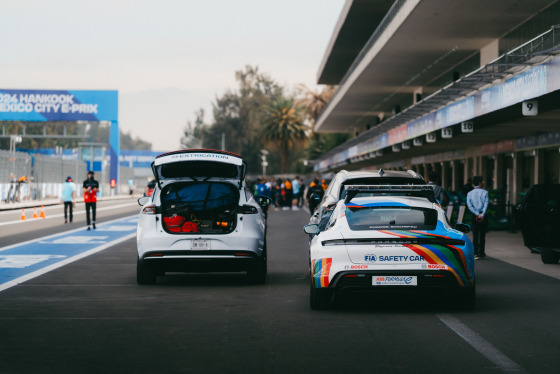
[{"xmin": 344, "ymin": 185, "xmax": 436, "ymax": 204}]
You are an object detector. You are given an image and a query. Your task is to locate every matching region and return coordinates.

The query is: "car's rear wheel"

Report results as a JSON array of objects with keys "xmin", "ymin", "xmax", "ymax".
[
  {"xmin": 247, "ymin": 246, "xmax": 267, "ymax": 284},
  {"xmin": 540, "ymin": 248, "xmax": 560, "ymax": 264},
  {"xmin": 137, "ymin": 258, "xmax": 157, "ymax": 285},
  {"xmin": 310, "ymin": 283, "xmax": 334, "ymax": 310}
]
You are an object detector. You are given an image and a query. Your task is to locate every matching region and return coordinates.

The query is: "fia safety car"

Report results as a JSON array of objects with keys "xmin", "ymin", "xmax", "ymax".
[
  {"xmin": 303, "ymin": 185, "xmax": 475, "ymax": 310},
  {"xmin": 136, "ymin": 149, "xmax": 271, "ymax": 284}
]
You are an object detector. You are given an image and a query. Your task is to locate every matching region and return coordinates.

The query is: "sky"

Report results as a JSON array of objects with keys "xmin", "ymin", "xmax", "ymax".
[{"xmin": 0, "ymin": 0, "xmax": 345, "ymax": 151}]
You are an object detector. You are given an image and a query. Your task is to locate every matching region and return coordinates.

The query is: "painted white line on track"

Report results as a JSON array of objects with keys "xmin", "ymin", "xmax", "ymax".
[
  {"xmin": 0, "ymin": 202, "xmax": 138, "ymax": 226},
  {"xmin": 0, "ymin": 214, "xmax": 137, "ymax": 253},
  {"xmin": 0, "ymin": 233, "xmax": 135, "ymax": 293},
  {"xmin": 437, "ymin": 314, "xmax": 528, "ymax": 373}
]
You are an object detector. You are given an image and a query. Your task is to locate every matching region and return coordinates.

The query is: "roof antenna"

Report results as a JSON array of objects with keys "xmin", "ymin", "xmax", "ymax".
[{"xmin": 379, "ymin": 168, "xmax": 385, "ymax": 177}]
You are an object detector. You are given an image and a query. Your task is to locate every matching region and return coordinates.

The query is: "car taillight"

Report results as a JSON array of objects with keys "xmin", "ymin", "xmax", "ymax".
[
  {"xmin": 240, "ymin": 205, "xmax": 258, "ymax": 214},
  {"xmin": 142, "ymin": 205, "xmax": 157, "ymax": 215}
]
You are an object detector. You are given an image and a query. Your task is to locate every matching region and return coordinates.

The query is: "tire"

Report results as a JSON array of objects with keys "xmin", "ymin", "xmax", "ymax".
[
  {"xmin": 310, "ymin": 283, "xmax": 334, "ymax": 310},
  {"xmin": 541, "ymin": 248, "xmax": 560, "ymax": 264},
  {"xmin": 456, "ymin": 284, "xmax": 476, "ymax": 311},
  {"xmin": 137, "ymin": 258, "xmax": 156, "ymax": 285},
  {"xmin": 247, "ymin": 259, "xmax": 267, "ymax": 284}
]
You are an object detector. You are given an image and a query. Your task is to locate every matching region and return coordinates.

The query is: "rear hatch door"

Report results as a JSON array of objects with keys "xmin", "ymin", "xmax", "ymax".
[{"xmin": 152, "ymin": 150, "xmax": 247, "ymax": 189}]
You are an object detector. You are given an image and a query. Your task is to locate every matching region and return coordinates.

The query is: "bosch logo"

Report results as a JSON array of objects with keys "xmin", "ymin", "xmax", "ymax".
[{"xmin": 364, "ymin": 254, "xmax": 377, "ymax": 262}]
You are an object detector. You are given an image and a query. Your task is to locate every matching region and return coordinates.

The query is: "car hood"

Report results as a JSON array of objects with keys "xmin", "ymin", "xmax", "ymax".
[{"xmin": 152, "ymin": 150, "xmax": 247, "ymax": 189}]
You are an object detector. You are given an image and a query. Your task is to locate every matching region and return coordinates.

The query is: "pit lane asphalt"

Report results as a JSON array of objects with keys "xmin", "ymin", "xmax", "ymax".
[{"xmin": 0, "ymin": 202, "xmax": 559, "ymax": 373}]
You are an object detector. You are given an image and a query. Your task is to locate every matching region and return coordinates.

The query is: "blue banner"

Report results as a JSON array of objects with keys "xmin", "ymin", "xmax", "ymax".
[{"xmin": 0, "ymin": 89, "xmax": 118, "ymax": 122}]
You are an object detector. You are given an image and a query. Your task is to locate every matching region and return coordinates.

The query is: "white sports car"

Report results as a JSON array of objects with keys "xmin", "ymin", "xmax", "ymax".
[
  {"xmin": 303, "ymin": 185, "xmax": 475, "ymax": 310},
  {"xmin": 136, "ymin": 149, "xmax": 271, "ymax": 284}
]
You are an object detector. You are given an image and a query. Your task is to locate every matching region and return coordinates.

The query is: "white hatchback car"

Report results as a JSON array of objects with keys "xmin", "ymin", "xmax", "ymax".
[{"xmin": 136, "ymin": 150, "xmax": 271, "ymax": 284}]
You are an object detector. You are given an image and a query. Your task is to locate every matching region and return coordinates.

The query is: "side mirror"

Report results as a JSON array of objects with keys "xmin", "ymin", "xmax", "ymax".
[
  {"xmin": 138, "ymin": 196, "xmax": 150, "ymax": 206},
  {"xmin": 454, "ymin": 223, "xmax": 471, "ymax": 233},
  {"xmin": 303, "ymin": 224, "xmax": 320, "ymax": 235},
  {"xmin": 256, "ymin": 195, "xmax": 272, "ymax": 207}
]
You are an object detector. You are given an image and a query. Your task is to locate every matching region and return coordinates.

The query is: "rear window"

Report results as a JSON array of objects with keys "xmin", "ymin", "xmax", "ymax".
[
  {"xmin": 340, "ymin": 178, "xmax": 424, "ymax": 198},
  {"xmin": 161, "ymin": 182, "xmax": 238, "ymax": 211},
  {"xmin": 345, "ymin": 206, "xmax": 437, "ymax": 230},
  {"xmin": 159, "ymin": 161, "xmax": 240, "ymax": 179}
]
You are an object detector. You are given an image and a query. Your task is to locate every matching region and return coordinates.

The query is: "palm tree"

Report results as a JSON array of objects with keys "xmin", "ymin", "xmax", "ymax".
[
  {"xmin": 262, "ymin": 96, "xmax": 307, "ymax": 173},
  {"xmin": 296, "ymin": 84, "xmax": 341, "ymax": 160},
  {"xmin": 296, "ymin": 84, "xmax": 336, "ymax": 125}
]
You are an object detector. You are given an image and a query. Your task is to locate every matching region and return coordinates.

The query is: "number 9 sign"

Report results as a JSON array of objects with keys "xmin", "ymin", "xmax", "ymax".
[{"xmin": 522, "ymin": 100, "xmax": 538, "ymax": 116}]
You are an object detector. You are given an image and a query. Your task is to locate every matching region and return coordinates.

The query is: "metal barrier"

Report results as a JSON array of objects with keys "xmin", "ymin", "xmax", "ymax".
[{"xmin": 0, "ymin": 149, "xmax": 135, "ymax": 204}]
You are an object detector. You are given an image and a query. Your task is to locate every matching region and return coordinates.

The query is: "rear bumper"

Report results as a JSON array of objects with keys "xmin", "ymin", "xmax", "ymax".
[
  {"xmin": 139, "ymin": 250, "xmax": 263, "ymax": 273},
  {"xmin": 326, "ymin": 270, "xmax": 474, "ymax": 295}
]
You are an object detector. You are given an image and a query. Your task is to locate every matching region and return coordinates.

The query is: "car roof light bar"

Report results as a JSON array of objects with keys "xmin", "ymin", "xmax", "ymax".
[{"xmin": 344, "ymin": 185, "xmax": 436, "ymax": 204}]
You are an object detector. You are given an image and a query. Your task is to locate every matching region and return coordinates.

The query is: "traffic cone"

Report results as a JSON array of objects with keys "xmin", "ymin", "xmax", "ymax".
[
  {"xmin": 39, "ymin": 205, "xmax": 45, "ymax": 219},
  {"xmin": 32, "ymin": 207, "xmax": 38, "ymax": 219},
  {"xmin": 20, "ymin": 209, "xmax": 26, "ymax": 221}
]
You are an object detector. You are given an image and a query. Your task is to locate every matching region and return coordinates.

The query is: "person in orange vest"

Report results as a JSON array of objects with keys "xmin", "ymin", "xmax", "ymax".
[{"xmin": 82, "ymin": 171, "xmax": 99, "ymax": 230}]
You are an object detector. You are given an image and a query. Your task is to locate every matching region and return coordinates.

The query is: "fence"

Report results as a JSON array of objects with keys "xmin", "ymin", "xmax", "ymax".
[{"xmin": 0, "ymin": 149, "xmax": 134, "ymax": 204}]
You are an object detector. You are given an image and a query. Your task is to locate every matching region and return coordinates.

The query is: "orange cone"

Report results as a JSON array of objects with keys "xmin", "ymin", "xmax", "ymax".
[
  {"xmin": 39, "ymin": 205, "xmax": 45, "ymax": 219},
  {"xmin": 32, "ymin": 207, "xmax": 38, "ymax": 219},
  {"xmin": 20, "ymin": 209, "xmax": 26, "ymax": 220}
]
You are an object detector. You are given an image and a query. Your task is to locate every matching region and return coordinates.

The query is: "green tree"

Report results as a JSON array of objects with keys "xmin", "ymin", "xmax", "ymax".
[
  {"xmin": 183, "ymin": 65, "xmax": 283, "ymax": 174},
  {"xmin": 262, "ymin": 96, "xmax": 308, "ymax": 174},
  {"xmin": 296, "ymin": 84, "xmax": 349, "ymax": 161}
]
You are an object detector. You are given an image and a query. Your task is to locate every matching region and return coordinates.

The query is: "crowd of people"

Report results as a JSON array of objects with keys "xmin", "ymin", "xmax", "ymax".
[{"xmin": 251, "ymin": 176, "xmax": 327, "ymax": 215}]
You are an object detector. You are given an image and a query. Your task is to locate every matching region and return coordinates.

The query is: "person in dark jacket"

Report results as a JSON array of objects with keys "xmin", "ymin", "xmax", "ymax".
[{"xmin": 306, "ymin": 178, "xmax": 324, "ymax": 215}]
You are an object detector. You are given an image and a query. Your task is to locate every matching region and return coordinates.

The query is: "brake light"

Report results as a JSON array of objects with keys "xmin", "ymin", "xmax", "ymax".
[
  {"xmin": 142, "ymin": 205, "xmax": 156, "ymax": 215},
  {"xmin": 343, "ymin": 274, "xmax": 358, "ymax": 278},
  {"xmin": 240, "ymin": 205, "xmax": 258, "ymax": 214}
]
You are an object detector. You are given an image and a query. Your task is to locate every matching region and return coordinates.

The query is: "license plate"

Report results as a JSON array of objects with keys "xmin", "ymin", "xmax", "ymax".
[
  {"xmin": 372, "ymin": 276, "xmax": 417, "ymax": 286},
  {"xmin": 192, "ymin": 239, "xmax": 210, "ymax": 250}
]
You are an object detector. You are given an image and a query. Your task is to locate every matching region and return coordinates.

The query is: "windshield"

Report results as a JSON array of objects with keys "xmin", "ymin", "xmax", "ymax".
[{"xmin": 345, "ymin": 206, "xmax": 437, "ymax": 230}]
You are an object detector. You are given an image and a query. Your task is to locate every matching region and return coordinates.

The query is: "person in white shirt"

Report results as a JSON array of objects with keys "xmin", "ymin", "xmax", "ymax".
[{"xmin": 466, "ymin": 176, "xmax": 489, "ymax": 259}]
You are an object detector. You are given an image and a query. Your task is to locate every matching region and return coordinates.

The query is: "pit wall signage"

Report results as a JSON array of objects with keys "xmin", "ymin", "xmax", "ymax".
[
  {"xmin": 317, "ymin": 56, "xmax": 560, "ymax": 171},
  {"xmin": 0, "ymin": 89, "xmax": 118, "ymax": 122}
]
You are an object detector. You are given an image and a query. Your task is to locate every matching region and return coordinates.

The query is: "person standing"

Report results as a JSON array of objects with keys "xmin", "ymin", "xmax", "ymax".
[
  {"xmin": 428, "ymin": 171, "xmax": 445, "ymax": 205},
  {"xmin": 306, "ymin": 178, "xmax": 324, "ymax": 216},
  {"xmin": 83, "ymin": 171, "xmax": 99, "ymax": 230},
  {"xmin": 61, "ymin": 176, "xmax": 76, "ymax": 224},
  {"xmin": 466, "ymin": 176, "xmax": 489, "ymax": 259},
  {"xmin": 291, "ymin": 176, "xmax": 300, "ymax": 210}
]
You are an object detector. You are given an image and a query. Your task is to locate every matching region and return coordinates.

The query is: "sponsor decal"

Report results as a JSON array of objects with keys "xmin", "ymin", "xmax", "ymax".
[
  {"xmin": 364, "ymin": 254, "xmax": 424, "ymax": 262},
  {"xmin": 350, "ymin": 265, "xmax": 368, "ymax": 269},
  {"xmin": 422, "ymin": 264, "xmax": 448, "ymax": 270},
  {"xmin": 373, "ymin": 276, "xmax": 417, "ymax": 286},
  {"xmin": 312, "ymin": 258, "xmax": 332, "ymax": 288}
]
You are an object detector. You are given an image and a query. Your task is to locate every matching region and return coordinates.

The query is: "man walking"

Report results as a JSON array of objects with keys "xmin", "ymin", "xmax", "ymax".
[
  {"xmin": 83, "ymin": 171, "xmax": 99, "ymax": 230},
  {"xmin": 466, "ymin": 176, "xmax": 489, "ymax": 259},
  {"xmin": 61, "ymin": 176, "xmax": 76, "ymax": 224}
]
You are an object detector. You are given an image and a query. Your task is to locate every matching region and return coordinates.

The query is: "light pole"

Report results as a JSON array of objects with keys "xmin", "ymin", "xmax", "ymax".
[{"xmin": 260, "ymin": 149, "xmax": 269, "ymax": 178}]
